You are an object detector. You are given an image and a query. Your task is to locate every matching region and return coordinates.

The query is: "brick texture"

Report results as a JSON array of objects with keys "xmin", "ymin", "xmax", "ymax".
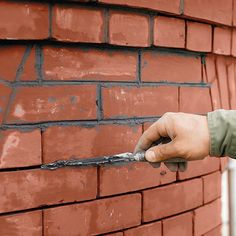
[
  {"xmin": 43, "ymin": 46, "xmax": 137, "ymax": 81},
  {"xmin": 6, "ymin": 85, "xmax": 97, "ymax": 123},
  {"xmin": 100, "ymin": 0, "xmax": 181, "ymax": 14},
  {"xmin": 0, "ymin": 168, "xmax": 97, "ymax": 213},
  {"xmin": 163, "ymin": 212, "xmax": 193, "ymax": 236},
  {"xmin": 103, "ymin": 86, "xmax": 178, "ymax": 118},
  {"xmin": 0, "ymin": 211, "xmax": 42, "ymax": 236},
  {"xmin": 143, "ymin": 178, "xmax": 203, "ymax": 222},
  {"xmin": 109, "ymin": 11, "xmax": 149, "ymax": 47},
  {"xmin": 0, "ymin": 1, "xmax": 49, "ymax": 39},
  {"xmin": 154, "ymin": 16, "xmax": 185, "ymax": 48},
  {"xmin": 184, "ymin": 0, "xmax": 233, "ymax": 25},
  {"xmin": 43, "ymin": 124, "xmax": 142, "ymax": 163},
  {"xmin": 52, "ymin": 5, "xmax": 104, "ymax": 43},
  {"xmin": 142, "ymin": 51, "xmax": 202, "ymax": 83},
  {"xmin": 213, "ymin": 27, "xmax": 231, "ymax": 55},
  {"xmin": 0, "ymin": 83, "xmax": 11, "ymax": 124},
  {"xmin": 44, "ymin": 194, "xmax": 141, "ymax": 235},
  {"xmin": 186, "ymin": 22, "xmax": 212, "ymax": 52},
  {"xmin": 0, "ymin": 129, "xmax": 41, "ymax": 168},
  {"xmin": 194, "ymin": 199, "xmax": 221, "ymax": 236}
]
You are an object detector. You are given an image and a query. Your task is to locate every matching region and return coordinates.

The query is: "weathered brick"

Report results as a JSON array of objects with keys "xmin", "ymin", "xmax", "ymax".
[
  {"xmin": 213, "ymin": 27, "xmax": 231, "ymax": 55},
  {"xmin": 210, "ymin": 79, "xmax": 221, "ymax": 110},
  {"xmin": 52, "ymin": 5, "xmax": 104, "ymax": 43},
  {"xmin": 109, "ymin": 11, "xmax": 149, "ymax": 47},
  {"xmin": 143, "ymin": 179, "xmax": 203, "ymax": 222},
  {"xmin": 186, "ymin": 22, "xmax": 212, "ymax": 52},
  {"xmin": 205, "ymin": 55, "xmax": 216, "ymax": 83},
  {"xmin": 6, "ymin": 85, "xmax": 97, "ymax": 123},
  {"xmin": 105, "ymin": 233, "xmax": 123, "ymax": 236},
  {"xmin": 203, "ymin": 172, "xmax": 221, "ymax": 204},
  {"xmin": 153, "ymin": 16, "xmax": 185, "ymax": 48},
  {"xmin": 0, "ymin": 45, "xmax": 25, "ymax": 82},
  {"xmin": 0, "ymin": 1, "xmax": 49, "ymax": 39},
  {"xmin": 184, "ymin": 0, "xmax": 233, "ymax": 25},
  {"xmin": 179, "ymin": 87, "xmax": 212, "ymax": 113},
  {"xmin": 21, "ymin": 46, "xmax": 37, "ymax": 81},
  {"xmin": 0, "ymin": 168, "xmax": 96, "ymax": 213},
  {"xmin": 100, "ymin": 0, "xmax": 181, "ymax": 14},
  {"xmin": 232, "ymin": 29, "xmax": 236, "ymax": 56},
  {"xmin": 178, "ymin": 157, "xmax": 220, "ymax": 180},
  {"xmin": 142, "ymin": 51, "xmax": 202, "ymax": 83},
  {"xmin": 216, "ymin": 56, "xmax": 230, "ymax": 109},
  {"xmin": 203, "ymin": 225, "xmax": 222, "ymax": 236},
  {"xmin": 0, "ymin": 211, "xmax": 42, "ymax": 236},
  {"xmin": 194, "ymin": 199, "xmax": 221, "ymax": 236},
  {"xmin": 44, "ymin": 194, "xmax": 141, "ymax": 235},
  {"xmin": 163, "ymin": 212, "xmax": 193, "ymax": 236},
  {"xmin": 43, "ymin": 125, "xmax": 142, "ymax": 163},
  {"xmin": 99, "ymin": 162, "xmax": 176, "ymax": 196},
  {"xmin": 0, "ymin": 129, "xmax": 41, "ymax": 168},
  {"xmin": 43, "ymin": 46, "xmax": 137, "ymax": 81},
  {"xmin": 103, "ymin": 86, "xmax": 178, "ymax": 118},
  {"xmin": 0, "ymin": 83, "xmax": 11, "ymax": 124},
  {"xmin": 124, "ymin": 221, "xmax": 162, "ymax": 236},
  {"xmin": 227, "ymin": 63, "xmax": 236, "ymax": 109}
]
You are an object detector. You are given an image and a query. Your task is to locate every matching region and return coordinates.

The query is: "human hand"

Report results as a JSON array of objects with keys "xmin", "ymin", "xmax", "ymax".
[{"xmin": 134, "ymin": 112, "xmax": 210, "ymax": 168}]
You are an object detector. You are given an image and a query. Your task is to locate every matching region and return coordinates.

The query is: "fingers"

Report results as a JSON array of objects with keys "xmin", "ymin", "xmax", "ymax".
[
  {"xmin": 134, "ymin": 119, "xmax": 168, "ymax": 153},
  {"xmin": 145, "ymin": 140, "xmax": 180, "ymax": 162}
]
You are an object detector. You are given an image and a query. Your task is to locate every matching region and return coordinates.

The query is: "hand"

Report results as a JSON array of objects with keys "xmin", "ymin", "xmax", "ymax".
[{"xmin": 134, "ymin": 112, "xmax": 210, "ymax": 164}]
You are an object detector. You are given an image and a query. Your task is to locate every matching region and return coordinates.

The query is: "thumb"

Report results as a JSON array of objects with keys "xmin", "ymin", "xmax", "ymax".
[{"xmin": 145, "ymin": 141, "xmax": 180, "ymax": 162}]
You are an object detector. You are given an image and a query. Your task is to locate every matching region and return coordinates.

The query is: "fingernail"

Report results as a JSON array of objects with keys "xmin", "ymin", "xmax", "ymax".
[{"xmin": 146, "ymin": 150, "xmax": 156, "ymax": 162}]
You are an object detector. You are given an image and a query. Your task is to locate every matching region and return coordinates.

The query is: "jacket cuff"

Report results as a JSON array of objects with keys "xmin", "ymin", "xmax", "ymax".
[{"xmin": 207, "ymin": 110, "xmax": 236, "ymax": 158}]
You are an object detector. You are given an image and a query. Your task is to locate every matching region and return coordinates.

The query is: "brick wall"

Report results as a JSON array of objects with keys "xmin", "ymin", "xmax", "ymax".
[{"xmin": 0, "ymin": 0, "xmax": 233, "ymax": 235}]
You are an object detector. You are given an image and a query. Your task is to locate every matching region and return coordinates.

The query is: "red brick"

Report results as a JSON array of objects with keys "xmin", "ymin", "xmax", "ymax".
[
  {"xmin": 232, "ymin": 29, "xmax": 236, "ymax": 56},
  {"xmin": 216, "ymin": 56, "xmax": 230, "ymax": 109},
  {"xmin": 178, "ymin": 157, "xmax": 220, "ymax": 180},
  {"xmin": 21, "ymin": 46, "xmax": 37, "ymax": 81},
  {"xmin": 0, "ymin": 2, "xmax": 49, "ymax": 39},
  {"xmin": 52, "ymin": 5, "xmax": 104, "ymax": 43},
  {"xmin": 234, "ymin": 0, "xmax": 236, "ymax": 26},
  {"xmin": 100, "ymin": 0, "xmax": 180, "ymax": 14},
  {"xmin": 0, "ymin": 129, "xmax": 41, "ymax": 168},
  {"xmin": 142, "ymin": 51, "xmax": 202, "ymax": 83},
  {"xmin": 100, "ymin": 162, "xmax": 176, "ymax": 196},
  {"xmin": 203, "ymin": 225, "xmax": 222, "ymax": 236},
  {"xmin": 205, "ymin": 55, "xmax": 216, "ymax": 83},
  {"xmin": 105, "ymin": 233, "xmax": 123, "ymax": 236},
  {"xmin": 203, "ymin": 172, "xmax": 221, "ymax": 204},
  {"xmin": 210, "ymin": 79, "xmax": 221, "ymax": 110},
  {"xmin": 43, "ymin": 124, "xmax": 142, "ymax": 163},
  {"xmin": 213, "ymin": 27, "xmax": 231, "ymax": 55},
  {"xmin": 220, "ymin": 157, "xmax": 229, "ymax": 172},
  {"xmin": 163, "ymin": 212, "xmax": 193, "ymax": 236},
  {"xmin": 153, "ymin": 16, "xmax": 185, "ymax": 48},
  {"xmin": 227, "ymin": 63, "xmax": 236, "ymax": 109},
  {"xmin": 0, "ymin": 167, "xmax": 96, "ymax": 213},
  {"xmin": 0, "ymin": 45, "xmax": 25, "ymax": 81},
  {"xmin": 143, "ymin": 178, "xmax": 203, "ymax": 222},
  {"xmin": 179, "ymin": 87, "xmax": 212, "ymax": 113},
  {"xmin": 44, "ymin": 194, "xmax": 141, "ymax": 235},
  {"xmin": 124, "ymin": 221, "xmax": 162, "ymax": 236},
  {"xmin": 103, "ymin": 86, "xmax": 178, "ymax": 118},
  {"xmin": 194, "ymin": 199, "xmax": 221, "ymax": 236},
  {"xmin": 43, "ymin": 46, "xmax": 137, "ymax": 81},
  {"xmin": 109, "ymin": 11, "xmax": 149, "ymax": 47},
  {"xmin": 184, "ymin": 0, "xmax": 233, "ymax": 25},
  {"xmin": 0, "ymin": 83, "xmax": 11, "ymax": 124},
  {"xmin": 0, "ymin": 211, "xmax": 42, "ymax": 236},
  {"xmin": 6, "ymin": 85, "xmax": 96, "ymax": 123},
  {"xmin": 186, "ymin": 22, "xmax": 212, "ymax": 52}
]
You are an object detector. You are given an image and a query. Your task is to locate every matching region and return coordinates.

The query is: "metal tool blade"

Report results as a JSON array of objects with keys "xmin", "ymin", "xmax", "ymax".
[{"xmin": 41, "ymin": 151, "xmax": 186, "ymax": 170}]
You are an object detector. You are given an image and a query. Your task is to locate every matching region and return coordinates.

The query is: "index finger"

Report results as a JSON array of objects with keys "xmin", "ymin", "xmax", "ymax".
[{"xmin": 134, "ymin": 118, "xmax": 168, "ymax": 153}]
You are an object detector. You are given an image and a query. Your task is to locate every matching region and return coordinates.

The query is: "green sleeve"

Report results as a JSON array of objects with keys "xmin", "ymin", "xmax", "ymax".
[{"xmin": 207, "ymin": 109, "xmax": 236, "ymax": 158}]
